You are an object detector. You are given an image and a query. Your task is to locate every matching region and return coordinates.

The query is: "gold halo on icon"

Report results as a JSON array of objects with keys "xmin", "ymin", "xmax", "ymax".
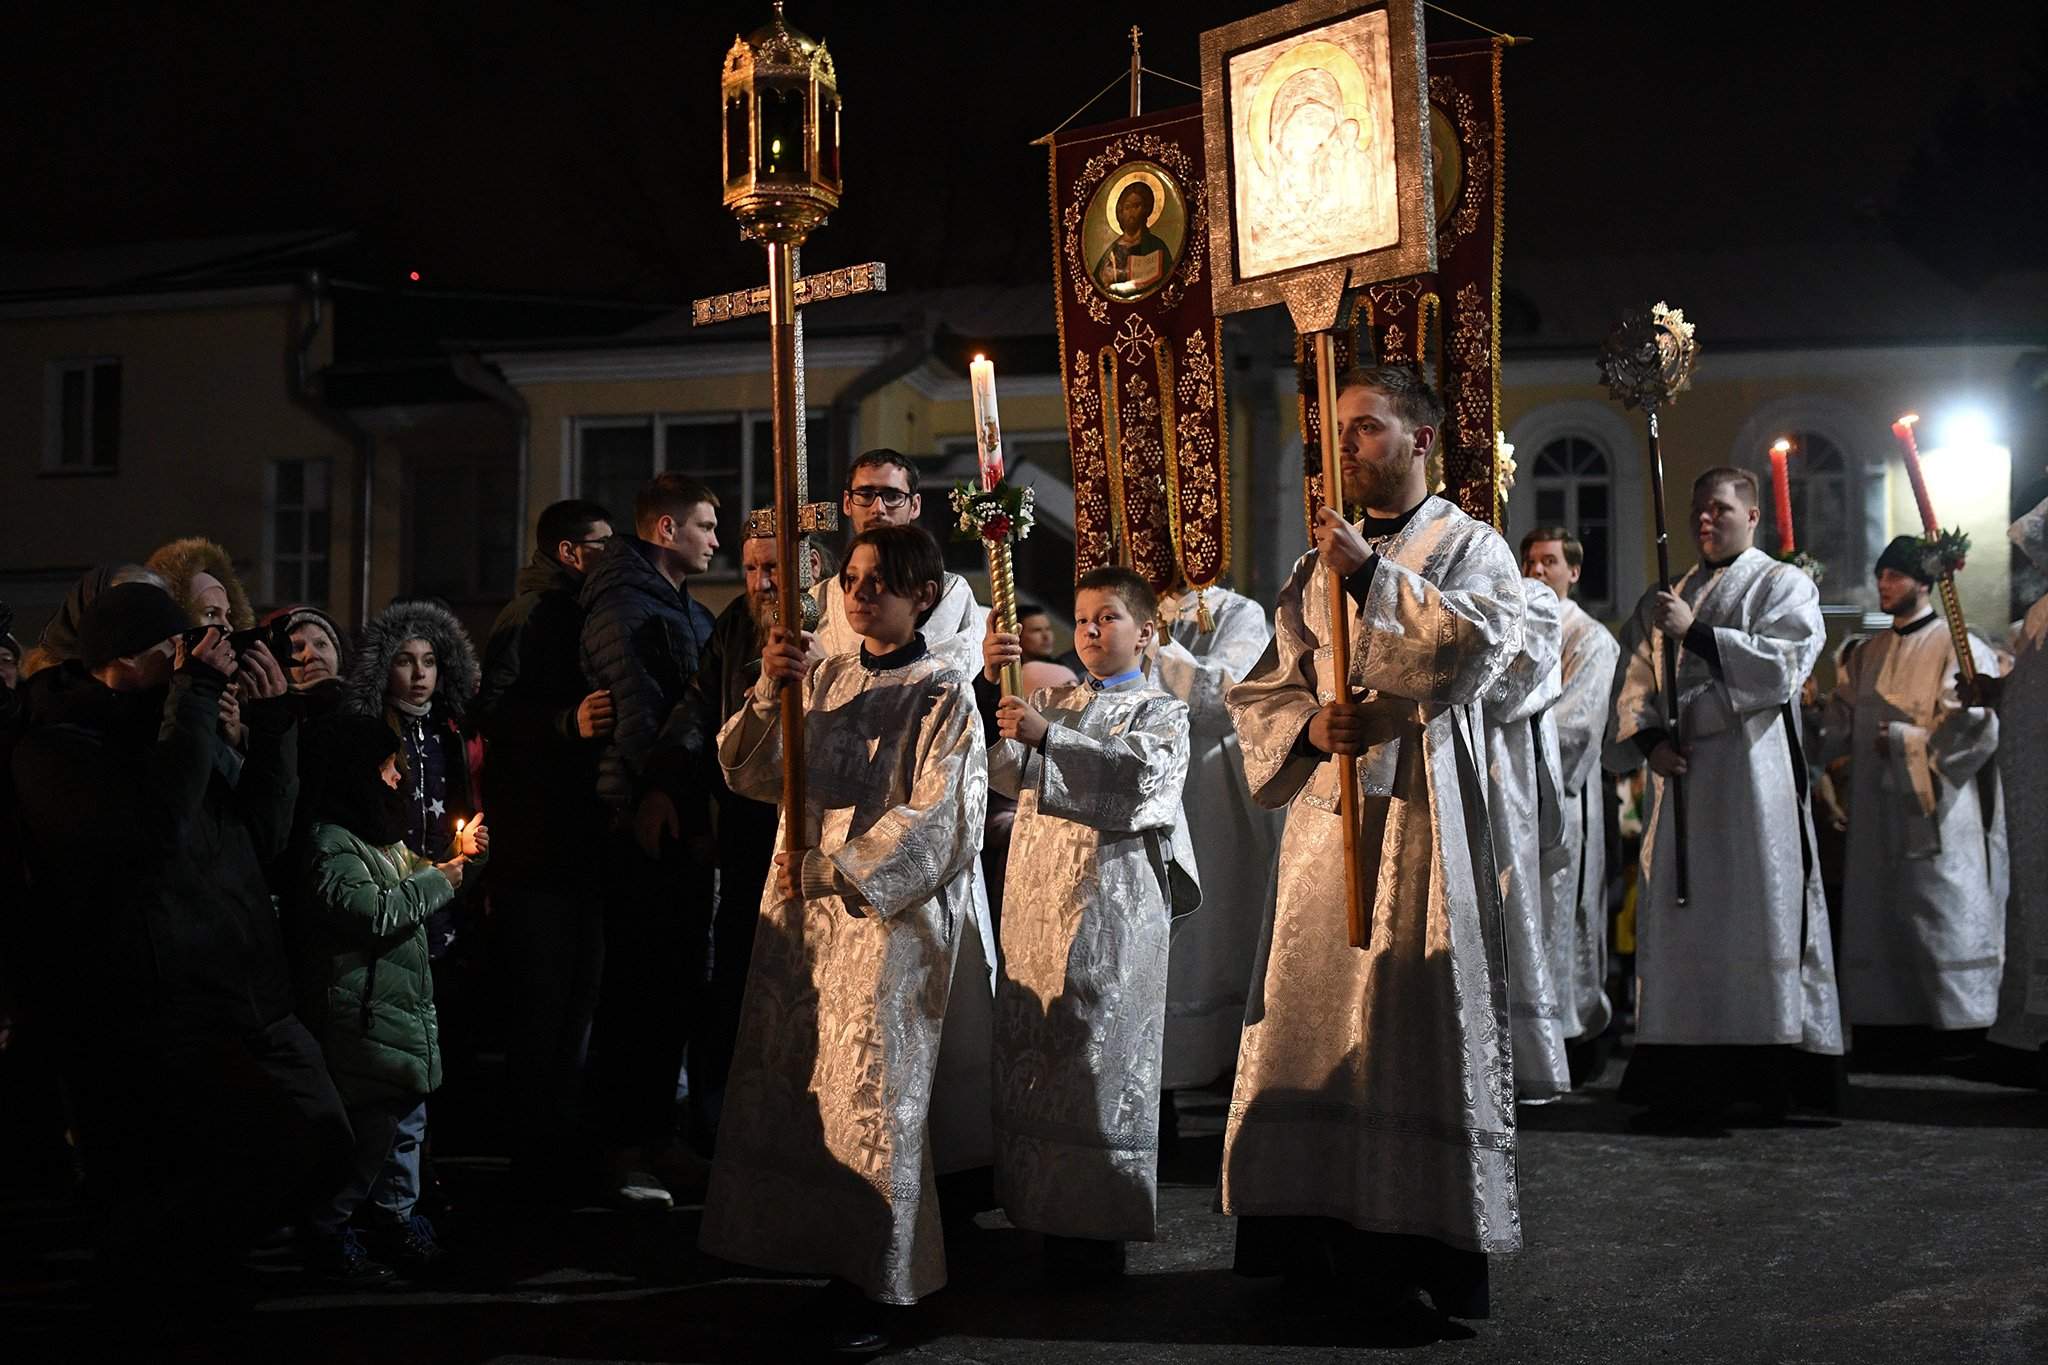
[{"xmin": 1102, "ymin": 167, "xmax": 1170, "ymax": 234}]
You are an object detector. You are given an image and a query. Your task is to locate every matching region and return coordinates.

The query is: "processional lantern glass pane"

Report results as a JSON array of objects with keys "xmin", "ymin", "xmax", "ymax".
[{"xmin": 719, "ymin": 3, "xmax": 842, "ymax": 242}]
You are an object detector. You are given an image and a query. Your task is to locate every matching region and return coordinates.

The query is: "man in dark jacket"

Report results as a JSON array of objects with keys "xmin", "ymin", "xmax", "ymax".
[
  {"xmin": 661, "ymin": 518, "xmax": 801, "ymax": 1151},
  {"xmin": 578, "ymin": 474, "xmax": 718, "ymax": 1208},
  {"xmin": 474, "ymin": 497, "xmax": 617, "ymax": 1196},
  {"xmin": 12, "ymin": 585, "xmax": 351, "ymax": 1318}
]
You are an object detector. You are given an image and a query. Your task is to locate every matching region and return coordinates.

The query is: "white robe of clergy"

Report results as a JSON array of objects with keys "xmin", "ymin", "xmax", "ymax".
[
  {"xmin": 990, "ymin": 677, "xmax": 1198, "ymax": 1241},
  {"xmin": 1221, "ymin": 495, "xmax": 1525, "ymax": 1256},
  {"xmin": 1541, "ymin": 597, "xmax": 1622, "ymax": 1041},
  {"xmin": 812, "ymin": 566, "xmax": 995, "ymax": 1176},
  {"xmin": 1826, "ymin": 611, "xmax": 2005, "ymax": 1028},
  {"xmin": 1482, "ymin": 578, "xmax": 1570, "ymax": 1099},
  {"xmin": 1152, "ymin": 586, "xmax": 1284, "ymax": 1090},
  {"xmin": 698, "ymin": 644, "xmax": 988, "ymax": 1306},
  {"xmin": 1606, "ymin": 548, "xmax": 1842, "ymax": 1055},
  {"xmin": 1990, "ymin": 495, "xmax": 2048, "ymax": 1052}
]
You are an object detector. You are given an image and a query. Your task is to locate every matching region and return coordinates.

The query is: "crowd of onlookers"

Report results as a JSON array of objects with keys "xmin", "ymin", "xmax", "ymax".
[{"xmin": 0, "ymin": 474, "xmax": 778, "ymax": 1325}]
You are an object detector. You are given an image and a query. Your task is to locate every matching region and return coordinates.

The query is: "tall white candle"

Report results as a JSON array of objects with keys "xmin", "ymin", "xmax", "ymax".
[{"xmin": 970, "ymin": 354, "xmax": 1003, "ymax": 490}]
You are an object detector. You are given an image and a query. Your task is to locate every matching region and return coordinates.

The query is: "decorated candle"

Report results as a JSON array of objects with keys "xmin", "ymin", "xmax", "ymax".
[
  {"xmin": 970, "ymin": 354, "xmax": 1003, "ymax": 491},
  {"xmin": 1768, "ymin": 438, "xmax": 1796, "ymax": 553},
  {"xmin": 1890, "ymin": 413, "xmax": 1940, "ymax": 533}
]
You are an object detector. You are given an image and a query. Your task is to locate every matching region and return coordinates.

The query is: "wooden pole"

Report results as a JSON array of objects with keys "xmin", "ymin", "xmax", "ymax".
[
  {"xmin": 1315, "ymin": 332, "xmax": 1369, "ymax": 949},
  {"xmin": 1645, "ymin": 408, "xmax": 1689, "ymax": 906},
  {"xmin": 767, "ymin": 239, "xmax": 808, "ymax": 863},
  {"xmin": 1128, "ymin": 26, "xmax": 1142, "ymax": 118}
]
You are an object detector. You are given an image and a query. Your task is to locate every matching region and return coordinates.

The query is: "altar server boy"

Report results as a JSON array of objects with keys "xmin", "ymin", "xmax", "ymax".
[{"xmin": 981, "ymin": 565, "xmax": 1199, "ymax": 1279}]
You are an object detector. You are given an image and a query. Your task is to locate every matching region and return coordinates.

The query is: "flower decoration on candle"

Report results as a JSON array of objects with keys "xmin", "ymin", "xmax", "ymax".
[
  {"xmin": 1917, "ymin": 526, "xmax": 1971, "ymax": 579},
  {"xmin": 951, "ymin": 481, "xmax": 1036, "ymax": 544}
]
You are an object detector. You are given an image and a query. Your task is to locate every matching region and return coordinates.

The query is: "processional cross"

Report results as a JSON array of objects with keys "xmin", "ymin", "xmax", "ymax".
[{"xmin": 700, "ymin": 4, "xmax": 885, "ymax": 865}]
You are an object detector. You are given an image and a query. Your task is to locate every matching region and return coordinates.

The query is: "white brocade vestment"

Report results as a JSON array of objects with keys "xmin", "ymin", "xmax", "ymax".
[
  {"xmin": 1152, "ymin": 587, "xmax": 1284, "ymax": 1090},
  {"xmin": 1482, "ymin": 578, "xmax": 1570, "ymax": 1098},
  {"xmin": 990, "ymin": 677, "xmax": 1198, "ymax": 1241},
  {"xmin": 1990, "ymin": 495, "xmax": 2048, "ymax": 1050},
  {"xmin": 812, "ymin": 566, "xmax": 997, "ymax": 1176},
  {"xmin": 1542, "ymin": 598, "xmax": 1622, "ymax": 1041},
  {"xmin": 1220, "ymin": 495, "xmax": 1525, "ymax": 1256},
  {"xmin": 1826, "ymin": 612, "xmax": 2005, "ymax": 1029},
  {"xmin": 1606, "ymin": 548, "xmax": 1842, "ymax": 1054},
  {"xmin": 698, "ymin": 646, "xmax": 989, "ymax": 1306}
]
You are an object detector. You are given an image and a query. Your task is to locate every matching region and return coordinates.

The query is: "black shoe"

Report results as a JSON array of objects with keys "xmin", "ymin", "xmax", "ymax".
[
  {"xmin": 304, "ymin": 1227, "xmax": 397, "ymax": 1289},
  {"xmin": 813, "ymin": 1281, "xmax": 896, "ymax": 1355},
  {"xmin": 370, "ymin": 1213, "xmax": 448, "ymax": 1277}
]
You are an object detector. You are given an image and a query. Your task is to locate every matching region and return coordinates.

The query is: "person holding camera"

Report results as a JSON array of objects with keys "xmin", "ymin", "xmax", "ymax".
[{"xmin": 10, "ymin": 583, "xmax": 350, "ymax": 1333}]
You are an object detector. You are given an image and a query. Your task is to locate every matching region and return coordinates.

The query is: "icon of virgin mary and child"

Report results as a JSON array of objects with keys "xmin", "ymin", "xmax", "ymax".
[{"xmin": 1093, "ymin": 177, "xmax": 1175, "ymax": 299}]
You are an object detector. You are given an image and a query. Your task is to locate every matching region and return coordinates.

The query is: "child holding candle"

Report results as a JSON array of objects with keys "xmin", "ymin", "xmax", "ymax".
[
  {"xmin": 979, "ymin": 565, "xmax": 1198, "ymax": 1280},
  {"xmin": 294, "ymin": 714, "xmax": 487, "ymax": 1283}
]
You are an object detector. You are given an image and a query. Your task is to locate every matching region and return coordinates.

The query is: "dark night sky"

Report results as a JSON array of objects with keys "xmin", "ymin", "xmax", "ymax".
[{"xmin": 3, "ymin": 2, "xmax": 2044, "ymax": 305}]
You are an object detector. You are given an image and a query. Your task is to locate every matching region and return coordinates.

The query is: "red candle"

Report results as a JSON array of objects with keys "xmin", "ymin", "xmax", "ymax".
[
  {"xmin": 1768, "ymin": 438, "xmax": 1795, "ymax": 554},
  {"xmin": 1890, "ymin": 414, "xmax": 1939, "ymax": 534}
]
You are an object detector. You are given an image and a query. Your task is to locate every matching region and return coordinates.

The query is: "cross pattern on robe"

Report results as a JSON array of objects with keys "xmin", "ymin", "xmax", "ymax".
[
  {"xmin": 855, "ymin": 1119, "xmax": 892, "ymax": 1173},
  {"xmin": 692, "ymin": 254, "xmax": 889, "ymax": 572}
]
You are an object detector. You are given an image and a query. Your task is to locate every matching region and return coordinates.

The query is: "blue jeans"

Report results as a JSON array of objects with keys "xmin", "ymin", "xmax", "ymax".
[{"xmin": 309, "ymin": 1097, "xmax": 427, "ymax": 1234}]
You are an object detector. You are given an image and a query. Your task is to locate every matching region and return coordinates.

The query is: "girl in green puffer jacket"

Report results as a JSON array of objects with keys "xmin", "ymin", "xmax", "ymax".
[{"xmin": 293, "ymin": 714, "xmax": 487, "ymax": 1284}]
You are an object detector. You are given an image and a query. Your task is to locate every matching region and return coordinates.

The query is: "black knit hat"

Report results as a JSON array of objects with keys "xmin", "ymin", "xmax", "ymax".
[
  {"xmin": 1875, "ymin": 534, "xmax": 1934, "ymax": 585},
  {"xmin": 79, "ymin": 583, "xmax": 191, "ymax": 669}
]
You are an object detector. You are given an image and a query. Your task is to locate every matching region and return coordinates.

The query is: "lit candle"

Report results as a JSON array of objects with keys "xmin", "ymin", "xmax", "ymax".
[
  {"xmin": 1768, "ymin": 438, "xmax": 1796, "ymax": 554},
  {"xmin": 969, "ymin": 353, "xmax": 1003, "ymax": 491},
  {"xmin": 1890, "ymin": 413, "xmax": 1939, "ymax": 533}
]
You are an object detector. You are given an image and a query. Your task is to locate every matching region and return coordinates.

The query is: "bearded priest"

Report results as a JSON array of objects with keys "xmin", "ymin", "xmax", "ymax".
[{"xmin": 1221, "ymin": 365, "xmax": 1525, "ymax": 1326}]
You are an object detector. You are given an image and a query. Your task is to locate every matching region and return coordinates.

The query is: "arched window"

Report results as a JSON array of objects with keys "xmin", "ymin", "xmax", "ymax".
[
  {"xmin": 1785, "ymin": 431, "xmax": 1852, "ymax": 584},
  {"xmin": 1531, "ymin": 435, "xmax": 1614, "ymax": 610}
]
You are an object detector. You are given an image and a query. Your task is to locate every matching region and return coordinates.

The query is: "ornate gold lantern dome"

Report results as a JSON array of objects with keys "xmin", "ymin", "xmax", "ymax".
[{"xmin": 721, "ymin": 2, "xmax": 843, "ymax": 244}]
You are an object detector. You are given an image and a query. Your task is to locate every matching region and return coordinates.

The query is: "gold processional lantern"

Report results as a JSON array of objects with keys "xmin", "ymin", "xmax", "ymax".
[{"xmin": 720, "ymin": 2, "xmax": 842, "ymax": 244}]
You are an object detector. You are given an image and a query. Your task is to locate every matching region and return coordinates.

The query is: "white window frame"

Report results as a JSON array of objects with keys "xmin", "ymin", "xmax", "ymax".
[
  {"xmin": 264, "ymin": 457, "xmax": 334, "ymax": 606},
  {"xmin": 1731, "ymin": 396, "xmax": 1892, "ymax": 608},
  {"xmin": 43, "ymin": 356, "xmax": 122, "ymax": 474},
  {"xmin": 1505, "ymin": 401, "xmax": 1645, "ymax": 618},
  {"xmin": 571, "ymin": 409, "xmax": 828, "ymax": 579}
]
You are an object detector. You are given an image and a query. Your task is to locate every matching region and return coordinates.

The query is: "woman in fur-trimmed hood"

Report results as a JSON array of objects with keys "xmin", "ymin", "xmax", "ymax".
[
  {"xmin": 145, "ymin": 537, "xmax": 256, "ymax": 631},
  {"xmin": 338, "ymin": 599, "xmax": 481, "ymax": 872}
]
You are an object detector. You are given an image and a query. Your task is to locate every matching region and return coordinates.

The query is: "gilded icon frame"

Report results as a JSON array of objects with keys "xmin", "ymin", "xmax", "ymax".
[{"xmin": 1200, "ymin": 0, "xmax": 1436, "ymax": 326}]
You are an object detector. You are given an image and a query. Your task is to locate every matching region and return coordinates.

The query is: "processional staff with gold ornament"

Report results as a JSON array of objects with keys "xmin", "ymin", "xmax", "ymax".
[
  {"xmin": 697, "ymin": 3, "xmax": 883, "ymax": 863},
  {"xmin": 1598, "ymin": 301, "xmax": 1700, "ymax": 906},
  {"xmin": 1199, "ymin": 0, "xmax": 1439, "ymax": 950}
]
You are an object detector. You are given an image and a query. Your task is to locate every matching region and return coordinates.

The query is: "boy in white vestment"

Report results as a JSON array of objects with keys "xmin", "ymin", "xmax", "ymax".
[
  {"xmin": 699, "ymin": 525, "xmax": 987, "ymax": 1353},
  {"xmin": 980, "ymin": 567, "xmax": 1198, "ymax": 1281}
]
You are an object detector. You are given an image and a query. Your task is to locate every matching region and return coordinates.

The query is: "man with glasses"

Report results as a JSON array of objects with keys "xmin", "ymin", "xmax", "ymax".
[
  {"xmin": 811, "ymin": 450, "xmax": 987, "ymax": 660},
  {"xmin": 474, "ymin": 498, "xmax": 618, "ymax": 1203}
]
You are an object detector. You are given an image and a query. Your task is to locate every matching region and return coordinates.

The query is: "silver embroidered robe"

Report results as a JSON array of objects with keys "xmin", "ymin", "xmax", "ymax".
[
  {"xmin": 1825, "ymin": 613, "xmax": 2005, "ymax": 1028},
  {"xmin": 1153, "ymin": 586, "xmax": 1284, "ymax": 1090},
  {"xmin": 1483, "ymin": 578, "xmax": 1570, "ymax": 1098},
  {"xmin": 1221, "ymin": 495, "xmax": 1525, "ymax": 1256},
  {"xmin": 1606, "ymin": 548, "xmax": 1842, "ymax": 1054},
  {"xmin": 699, "ymin": 648, "xmax": 988, "ymax": 1305},
  {"xmin": 811, "ymin": 568, "xmax": 996, "ymax": 1176},
  {"xmin": 990, "ymin": 677, "xmax": 1198, "ymax": 1241},
  {"xmin": 1990, "ymin": 496, "xmax": 2048, "ymax": 1051},
  {"xmin": 1541, "ymin": 597, "xmax": 1622, "ymax": 1041}
]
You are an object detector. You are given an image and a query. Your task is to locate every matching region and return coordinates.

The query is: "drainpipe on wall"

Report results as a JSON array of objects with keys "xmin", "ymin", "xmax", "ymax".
[
  {"xmin": 452, "ymin": 352, "xmax": 531, "ymax": 563},
  {"xmin": 290, "ymin": 271, "xmax": 376, "ymax": 626},
  {"xmin": 828, "ymin": 310, "xmax": 938, "ymax": 492}
]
